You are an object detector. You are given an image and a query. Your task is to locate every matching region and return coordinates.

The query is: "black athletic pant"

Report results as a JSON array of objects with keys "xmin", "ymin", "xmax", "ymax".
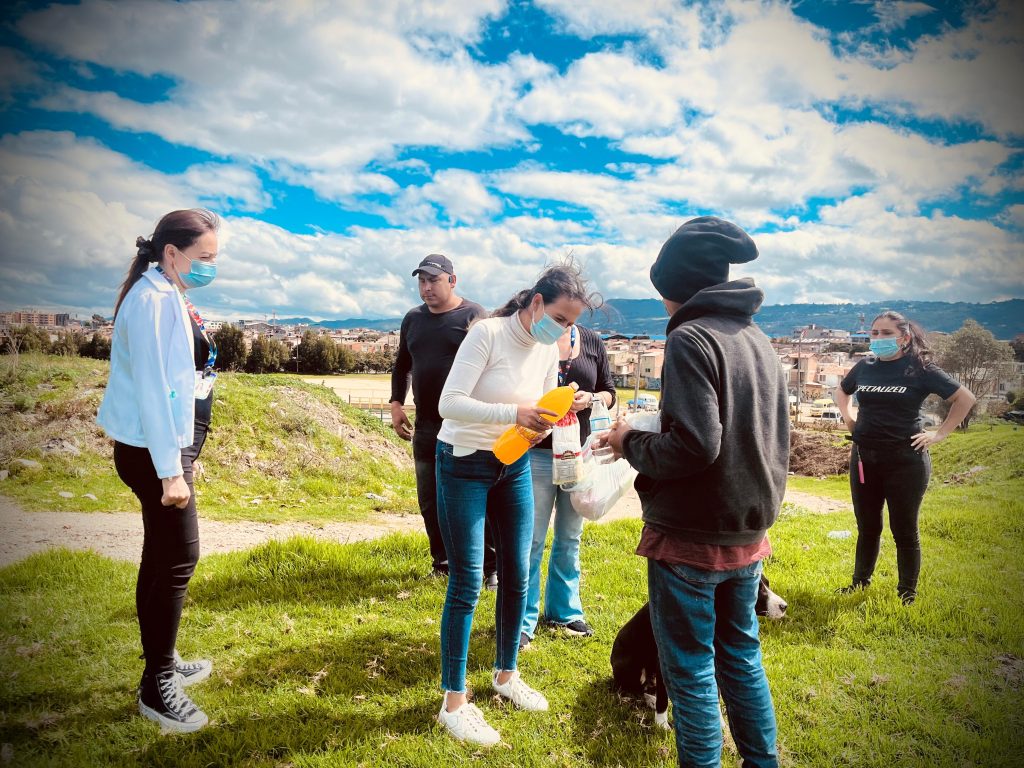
[
  {"xmin": 114, "ymin": 424, "xmax": 206, "ymax": 678},
  {"xmin": 849, "ymin": 443, "xmax": 931, "ymax": 598},
  {"xmin": 413, "ymin": 422, "xmax": 496, "ymax": 576}
]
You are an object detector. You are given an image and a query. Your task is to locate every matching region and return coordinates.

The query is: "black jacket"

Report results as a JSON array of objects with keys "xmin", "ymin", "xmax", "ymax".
[{"xmin": 621, "ymin": 278, "xmax": 789, "ymax": 546}]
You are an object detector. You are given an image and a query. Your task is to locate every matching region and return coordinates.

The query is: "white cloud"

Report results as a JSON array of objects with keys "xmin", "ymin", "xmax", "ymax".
[
  {"xmin": 1, "ymin": 1, "xmax": 1021, "ymax": 318},
  {"xmin": 845, "ymin": 2, "xmax": 1024, "ymax": 138},
  {"xmin": 870, "ymin": 1, "xmax": 936, "ymax": 33},
  {"xmin": 182, "ymin": 164, "xmax": 272, "ymax": 213},
  {"xmin": 999, "ymin": 204, "xmax": 1024, "ymax": 229},
  {"xmin": 535, "ymin": 0, "xmax": 693, "ymax": 37},
  {"xmin": 753, "ymin": 198, "xmax": 1024, "ymax": 304},
  {"xmin": 517, "ymin": 52, "xmax": 687, "ymax": 138},
  {"xmin": 0, "ymin": 46, "xmax": 43, "ymax": 103},
  {"xmin": 17, "ymin": 0, "xmax": 527, "ymax": 175},
  {"xmin": 390, "ymin": 169, "xmax": 503, "ymax": 225}
]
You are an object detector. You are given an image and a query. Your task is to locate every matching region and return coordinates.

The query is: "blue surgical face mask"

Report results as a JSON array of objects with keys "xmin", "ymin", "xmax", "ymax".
[
  {"xmin": 530, "ymin": 304, "xmax": 565, "ymax": 345},
  {"xmin": 869, "ymin": 338, "xmax": 901, "ymax": 359},
  {"xmin": 176, "ymin": 250, "xmax": 217, "ymax": 289}
]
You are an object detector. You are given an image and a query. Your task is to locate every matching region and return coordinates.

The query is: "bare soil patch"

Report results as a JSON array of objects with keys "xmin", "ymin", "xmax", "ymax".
[
  {"xmin": 789, "ymin": 429, "xmax": 849, "ymax": 477},
  {"xmin": 273, "ymin": 385, "xmax": 412, "ymax": 469}
]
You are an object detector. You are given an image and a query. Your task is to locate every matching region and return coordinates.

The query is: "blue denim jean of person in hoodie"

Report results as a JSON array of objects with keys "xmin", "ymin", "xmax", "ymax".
[{"xmin": 620, "ymin": 217, "xmax": 789, "ymax": 768}]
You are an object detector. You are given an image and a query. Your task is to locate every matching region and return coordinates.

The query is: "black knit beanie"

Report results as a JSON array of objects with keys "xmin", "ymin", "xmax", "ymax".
[{"xmin": 650, "ymin": 216, "xmax": 758, "ymax": 304}]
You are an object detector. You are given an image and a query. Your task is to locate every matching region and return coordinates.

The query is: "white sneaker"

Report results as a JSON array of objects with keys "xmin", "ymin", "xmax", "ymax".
[
  {"xmin": 492, "ymin": 670, "xmax": 549, "ymax": 711},
  {"xmin": 437, "ymin": 700, "xmax": 501, "ymax": 746},
  {"xmin": 173, "ymin": 649, "xmax": 212, "ymax": 687}
]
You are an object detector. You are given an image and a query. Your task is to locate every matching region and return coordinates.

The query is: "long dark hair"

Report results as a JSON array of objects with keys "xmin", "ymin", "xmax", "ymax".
[
  {"xmin": 492, "ymin": 258, "xmax": 600, "ymax": 318},
  {"xmin": 114, "ymin": 208, "xmax": 220, "ymax": 317},
  {"xmin": 872, "ymin": 310, "xmax": 932, "ymax": 369}
]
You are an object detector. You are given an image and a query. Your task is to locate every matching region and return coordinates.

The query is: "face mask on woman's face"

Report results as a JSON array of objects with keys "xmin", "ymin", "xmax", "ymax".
[
  {"xmin": 530, "ymin": 302, "xmax": 565, "ymax": 345},
  {"xmin": 175, "ymin": 248, "xmax": 217, "ymax": 289},
  {"xmin": 869, "ymin": 337, "xmax": 901, "ymax": 359}
]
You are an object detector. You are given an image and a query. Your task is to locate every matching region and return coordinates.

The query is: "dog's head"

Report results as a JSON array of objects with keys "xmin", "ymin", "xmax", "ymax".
[{"xmin": 755, "ymin": 576, "xmax": 788, "ymax": 620}]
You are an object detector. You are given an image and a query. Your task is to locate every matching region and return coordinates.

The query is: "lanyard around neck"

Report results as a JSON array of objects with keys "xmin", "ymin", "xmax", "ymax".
[
  {"xmin": 154, "ymin": 266, "xmax": 218, "ymax": 372},
  {"xmin": 557, "ymin": 325, "xmax": 577, "ymax": 386}
]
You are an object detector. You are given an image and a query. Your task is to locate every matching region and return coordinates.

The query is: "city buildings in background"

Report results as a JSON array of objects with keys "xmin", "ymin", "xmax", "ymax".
[{"xmin": 3, "ymin": 307, "xmax": 1021, "ymax": 418}]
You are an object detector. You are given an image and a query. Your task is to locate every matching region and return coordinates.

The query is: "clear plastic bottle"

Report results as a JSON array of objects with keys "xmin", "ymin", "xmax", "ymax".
[
  {"xmin": 588, "ymin": 397, "xmax": 612, "ymax": 434},
  {"xmin": 492, "ymin": 383, "xmax": 578, "ymax": 465},
  {"xmin": 588, "ymin": 397, "xmax": 616, "ymax": 464}
]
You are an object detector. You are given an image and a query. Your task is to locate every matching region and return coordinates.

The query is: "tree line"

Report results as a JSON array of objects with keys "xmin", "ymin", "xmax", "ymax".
[
  {"xmin": 2, "ymin": 320, "xmax": 1020, "ymax": 410},
  {"xmin": 0, "ymin": 324, "xmax": 396, "ymax": 375}
]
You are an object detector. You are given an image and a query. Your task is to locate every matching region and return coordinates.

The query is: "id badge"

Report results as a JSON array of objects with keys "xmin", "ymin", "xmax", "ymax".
[{"xmin": 194, "ymin": 370, "xmax": 216, "ymax": 400}]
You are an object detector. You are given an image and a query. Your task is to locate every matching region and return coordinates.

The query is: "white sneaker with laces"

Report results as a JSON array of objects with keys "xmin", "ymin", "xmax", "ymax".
[
  {"xmin": 492, "ymin": 670, "xmax": 549, "ymax": 711},
  {"xmin": 437, "ymin": 699, "xmax": 501, "ymax": 746},
  {"xmin": 173, "ymin": 649, "xmax": 212, "ymax": 687}
]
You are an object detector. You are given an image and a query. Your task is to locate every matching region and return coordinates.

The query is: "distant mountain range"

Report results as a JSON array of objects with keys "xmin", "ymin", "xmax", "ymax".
[{"xmin": 278, "ymin": 298, "xmax": 1024, "ymax": 339}]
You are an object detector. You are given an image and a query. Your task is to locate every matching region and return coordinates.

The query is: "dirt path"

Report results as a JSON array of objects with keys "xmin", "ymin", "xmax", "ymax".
[{"xmin": 0, "ymin": 487, "xmax": 849, "ymax": 568}]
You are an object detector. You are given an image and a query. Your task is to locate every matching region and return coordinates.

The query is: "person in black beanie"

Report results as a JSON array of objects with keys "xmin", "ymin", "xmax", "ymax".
[{"xmin": 600, "ymin": 216, "xmax": 789, "ymax": 768}]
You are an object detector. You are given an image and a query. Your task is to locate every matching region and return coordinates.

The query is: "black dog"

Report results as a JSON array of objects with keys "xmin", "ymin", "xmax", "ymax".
[{"xmin": 610, "ymin": 574, "xmax": 787, "ymax": 729}]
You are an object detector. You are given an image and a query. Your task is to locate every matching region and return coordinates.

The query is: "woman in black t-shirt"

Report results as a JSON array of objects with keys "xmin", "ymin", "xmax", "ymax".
[{"xmin": 835, "ymin": 311, "xmax": 975, "ymax": 604}]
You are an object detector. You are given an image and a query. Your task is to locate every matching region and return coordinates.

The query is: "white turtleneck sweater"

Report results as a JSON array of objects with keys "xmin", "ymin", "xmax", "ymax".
[{"xmin": 437, "ymin": 313, "xmax": 559, "ymax": 453}]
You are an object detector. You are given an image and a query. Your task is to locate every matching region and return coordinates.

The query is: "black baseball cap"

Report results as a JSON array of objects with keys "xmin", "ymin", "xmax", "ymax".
[{"xmin": 412, "ymin": 254, "xmax": 454, "ymax": 276}]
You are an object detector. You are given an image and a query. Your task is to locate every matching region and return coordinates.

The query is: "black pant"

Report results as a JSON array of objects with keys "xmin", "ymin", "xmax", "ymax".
[
  {"xmin": 114, "ymin": 424, "xmax": 206, "ymax": 678},
  {"xmin": 413, "ymin": 422, "xmax": 496, "ymax": 575},
  {"xmin": 849, "ymin": 443, "xmax": 931, "ymax": 597}
]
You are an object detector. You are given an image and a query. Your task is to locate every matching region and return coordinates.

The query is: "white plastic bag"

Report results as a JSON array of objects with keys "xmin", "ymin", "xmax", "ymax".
[
  {"xmin": 624, "ymin": 409, "xmax": 661, "ymax": 432},
  {"xmin": 568, "ymin": 457, "xmax": 638, "ymax": 521},
  {"xmin": 568, "ymin": 409, "xmax": 659, "ymax": 521}
]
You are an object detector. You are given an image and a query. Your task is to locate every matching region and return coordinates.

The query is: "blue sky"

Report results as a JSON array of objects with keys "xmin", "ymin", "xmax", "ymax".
[{"xmin": 0, "ymin": 0, "xmax": 1021, "ymax": 321}]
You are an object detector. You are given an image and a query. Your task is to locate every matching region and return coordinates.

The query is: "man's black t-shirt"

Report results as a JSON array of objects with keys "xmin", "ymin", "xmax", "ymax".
[
  {"xmin": 840, "ymin": 356, "xmax": 960, "ymax": 447},
  {"xmin": 390, "ymin": 299, "xmax": 487, "ymax": 426}
]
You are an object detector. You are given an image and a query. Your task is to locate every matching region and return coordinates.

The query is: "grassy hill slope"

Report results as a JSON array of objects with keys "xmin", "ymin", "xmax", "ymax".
[{"xmin": 0, "ymin": 354, "xmax": 415, "ymax": 522}]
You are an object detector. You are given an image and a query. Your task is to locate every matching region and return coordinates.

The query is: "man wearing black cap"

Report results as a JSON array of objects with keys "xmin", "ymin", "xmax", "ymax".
[
  {"xmin": 390, "ymin": 255, "xmax": 496, "ymax": 584},
  {"xmin": 601, "ymin": 217, "xmax": 789, "ymax": 767}
]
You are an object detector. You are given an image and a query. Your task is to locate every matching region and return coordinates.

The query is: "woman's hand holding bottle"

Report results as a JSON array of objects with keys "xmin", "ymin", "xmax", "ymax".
[{"xmin": 516, "ymin": 405, "xmax": 560, "ymax": 434}]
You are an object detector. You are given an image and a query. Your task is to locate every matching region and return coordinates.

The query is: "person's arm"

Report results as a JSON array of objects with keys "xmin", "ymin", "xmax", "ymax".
[
  {"xmin": 836, "ymin": 362, "xmax": 861, "ymax": 434},
  {"xmin": 389, "ymin": 315, "xmax": 413, "ymax": 440},
  {"xmin": 612, "ymin": 331, "xmax": 722, "ymax": 479},
  {"xmin": 911, "ymin": 385, "xmax": 976, "ymax": 450},
  {"xmin": 124, "ymin": 290, "xmax": 189, "ymax": 507},
  {"xmin": 594, "ymin": 335, "xmax": 616, "ymax": 408},
  {"xmin": 835, "ymin": 387, "xmax": 856, "ymax": 433}
]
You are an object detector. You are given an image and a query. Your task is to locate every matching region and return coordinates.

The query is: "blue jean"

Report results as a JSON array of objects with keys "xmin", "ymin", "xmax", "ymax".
[
  {"xmin": 648, "ymin": 558, "xmax": 778, "ymax": 768},
  {"xmin": 522, "ymin": 448, "xmax": 586, "ymax": 638},
  {"xmin": 436, "ymin": 441, "xmax": 534, "ymax": 693}
]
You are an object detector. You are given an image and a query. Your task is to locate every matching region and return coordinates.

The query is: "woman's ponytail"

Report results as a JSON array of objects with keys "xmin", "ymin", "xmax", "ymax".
[
  {"xmin": 492, "ymin": 289, "xmax": 534, "ymax": 318},
  {"xmin": 491, "ymin": 256, "xmax": 600, "ymax": 318},
  {"xmin": 113, "ymin": 237, "xmax": 160, "ymax": 317}
]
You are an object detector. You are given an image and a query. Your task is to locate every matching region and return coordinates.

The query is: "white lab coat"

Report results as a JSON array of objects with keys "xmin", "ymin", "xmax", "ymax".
[{"xmin": 96, "ymin": 268, "xmax": 196, "ymax": 479}]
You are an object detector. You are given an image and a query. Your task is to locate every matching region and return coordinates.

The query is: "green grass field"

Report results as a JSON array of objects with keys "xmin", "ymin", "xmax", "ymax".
[
  {"xmin": 2, "ymin": 421, "xmax": 1022, "ymax": 766},
  {"xmin": 2, "ymin": 353, "xmax": 1023, "ymax": 765}
]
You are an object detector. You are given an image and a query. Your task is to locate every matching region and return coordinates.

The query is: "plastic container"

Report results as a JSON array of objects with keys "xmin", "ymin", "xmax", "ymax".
[
  {"xmin": 552, "ymin": 411, "xmax": 583, "ymax": 485},
  {"xmin": 588, "ymin": 397, "xmax": 612, "ymax": 434},
  {"xmin": 493, "ymin": 383, "xmax": 578, "ymax": 465}
]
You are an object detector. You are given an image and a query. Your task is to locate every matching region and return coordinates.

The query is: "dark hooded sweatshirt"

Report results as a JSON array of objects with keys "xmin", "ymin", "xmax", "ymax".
[{"xmin": 621, "ymin": 278, "xmax": 790, "ymax": 546}]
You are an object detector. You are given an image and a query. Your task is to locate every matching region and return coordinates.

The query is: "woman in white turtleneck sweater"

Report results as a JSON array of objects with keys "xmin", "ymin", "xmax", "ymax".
[{"xmin": 433, "ymin": 262, "xmax": 594, "ymax": 747}]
